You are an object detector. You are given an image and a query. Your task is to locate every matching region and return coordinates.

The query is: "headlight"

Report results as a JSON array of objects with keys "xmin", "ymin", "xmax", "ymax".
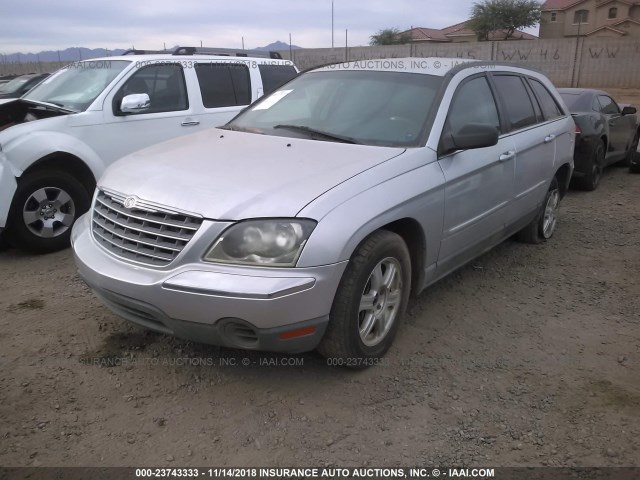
[{"xmin": 204, "ymin": 219, "xmax": 316, "ymax": 267}]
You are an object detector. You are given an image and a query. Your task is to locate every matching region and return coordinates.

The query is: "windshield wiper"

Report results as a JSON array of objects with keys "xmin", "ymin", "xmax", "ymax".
[
  {"xmin": 22, "ymin": 99, "xmax": 77, "ymax": 113},
  {"xmin": 273, "ymin": 124, "xmax": 359, "ymax": 144}
]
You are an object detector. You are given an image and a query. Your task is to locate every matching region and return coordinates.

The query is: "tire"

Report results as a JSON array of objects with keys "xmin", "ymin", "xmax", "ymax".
[
  {"xmin": 317, "ymin": 230, "xmax": 411, "ymax": 367},
  {"xmin": 575, "ymin": 141, "xmax": 604, "ymax": 191},
  {"xmin": 516, "ymin": 177, "xmax": 560, "ymax": 245},
  {"xmin": 6, "ymin": 169, "xmax": 90, "ymax": 253},
  {"xmin": 621, "ymin": 131, "xmax": 639, "ymax": 167}
]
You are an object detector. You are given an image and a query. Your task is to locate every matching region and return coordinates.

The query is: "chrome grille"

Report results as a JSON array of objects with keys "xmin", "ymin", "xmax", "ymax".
[{"xmin": 92, "ymin": 190, "xmax": 202, "ymax": 266}]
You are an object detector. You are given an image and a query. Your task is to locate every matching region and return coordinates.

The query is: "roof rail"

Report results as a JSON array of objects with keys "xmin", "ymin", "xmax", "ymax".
[
  {"xmin": 172, "ymin": 46, "xmax": 283, "ymax": 59},
  {"xmin": 122, "ymin": 49, "xmax": 170, "ymax": 55}
]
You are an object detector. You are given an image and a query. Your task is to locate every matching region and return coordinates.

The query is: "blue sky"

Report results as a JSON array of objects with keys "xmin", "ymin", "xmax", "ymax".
[{"xmin": 2, "ymin": 0, "xmax": 541, "ymax": 54}]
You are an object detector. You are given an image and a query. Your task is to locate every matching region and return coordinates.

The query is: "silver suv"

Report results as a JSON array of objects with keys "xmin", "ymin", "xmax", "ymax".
[{"xmin": 72, "ymin": 58, "xmax": 575, "ymax": 365}]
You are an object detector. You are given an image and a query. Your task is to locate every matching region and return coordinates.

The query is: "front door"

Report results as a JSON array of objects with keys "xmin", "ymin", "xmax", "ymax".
[{"xmin": 437, "ymin": 74, "xmax": 514, "ymax": 273}]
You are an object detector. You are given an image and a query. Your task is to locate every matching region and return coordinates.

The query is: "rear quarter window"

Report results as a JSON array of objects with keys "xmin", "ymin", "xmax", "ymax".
[{"xmin": 529, "ymin": 79, "xmax": 564, "ymax": 120}]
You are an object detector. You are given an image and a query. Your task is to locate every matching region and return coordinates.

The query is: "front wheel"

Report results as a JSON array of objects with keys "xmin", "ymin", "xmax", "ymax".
[
  {"xmin": 516, "ymin": 177, "xmax": 560, "ymax": 244},
  {"xmin": 7, "ymin": 169, "xmax": 90, "ymax": 253},
  {"xmin": 317, "ymin": 230, "xmax": 411, "ymax": 367}
]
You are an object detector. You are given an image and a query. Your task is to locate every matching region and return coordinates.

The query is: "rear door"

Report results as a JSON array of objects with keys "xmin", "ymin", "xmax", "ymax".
[
  {"xmin": 437, "ymin": 74, "xmax": 515, "ymax": 272},
  {"xmin": 491, "ymin": 74, "xmax": 555, "ymax": 226}
]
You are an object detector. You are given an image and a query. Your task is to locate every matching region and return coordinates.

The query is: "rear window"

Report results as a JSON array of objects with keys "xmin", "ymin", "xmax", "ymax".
[
  {"xmin": 195, "ymin": 63, "xmax": 251, "ymax": 108},
  {"xmin": 559, "ymin": 93, "xmax": 582, "ymax": 110},
  {"xmin": 258, "ymin": 65, "xmax": 298, "ymax": 94}
]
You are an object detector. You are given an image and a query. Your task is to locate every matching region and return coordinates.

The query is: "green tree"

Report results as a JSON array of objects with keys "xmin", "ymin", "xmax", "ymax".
[
  {"xmin": 468, "ymin": 0, "xmax": 541, "ymax": 40},
  {"xmin": 369, "ymin": 28, "xmax": 412, "ymax": 46}
]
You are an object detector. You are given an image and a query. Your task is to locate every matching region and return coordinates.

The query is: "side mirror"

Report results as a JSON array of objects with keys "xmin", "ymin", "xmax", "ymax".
[
  {"xmin": 120, "ymin": 93, "xmax": 150, "ymax": 114},
  {"xmin": 441, "ymin": 123, "xmax": 499, "ymax": 154},
  {"xmin": 621, "ymin": 105, "xmax": 636, "ymax": 115}
]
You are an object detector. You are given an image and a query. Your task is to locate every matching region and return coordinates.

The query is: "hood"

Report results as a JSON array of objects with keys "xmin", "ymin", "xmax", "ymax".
[{"xmin": 100, "ymin": 129, "xmax": 405, "ymax": 220}]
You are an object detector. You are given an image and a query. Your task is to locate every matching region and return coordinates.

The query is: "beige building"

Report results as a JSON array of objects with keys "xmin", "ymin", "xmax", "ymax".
[{"xmin": 540, "ymin": 0, "xmax": 640, "ymax": 38}]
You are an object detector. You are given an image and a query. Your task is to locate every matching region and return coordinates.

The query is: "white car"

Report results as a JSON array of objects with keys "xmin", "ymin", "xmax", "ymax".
[{"xmin": 0, "ymin": 47, "xmax": 297, "ymax": 252}]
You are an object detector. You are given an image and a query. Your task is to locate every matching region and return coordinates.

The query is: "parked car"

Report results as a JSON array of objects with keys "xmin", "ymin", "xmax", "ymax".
[
  {"xmin": 0, "ymin": 73, "xmax": 50, "ymax": 99},
  {"xmin": 0, "ymin": 75, "xmax": 19, "ymax": 88},
  {"xmin": 72, "ymin": 58, "xmax": 574, "ymax": 365},
  {"xmin": 0, "ymin": 47, "xmax": 298, "ymax": 252},
  {"xmin": 559, "ymin": 88, "xmax": 639, "ymax": 190}
]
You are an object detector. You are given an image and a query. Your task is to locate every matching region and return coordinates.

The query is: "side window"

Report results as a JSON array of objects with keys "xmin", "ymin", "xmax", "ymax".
[
  {"xmin": 492, "ymin": 75, "xmax": 537, "ymax": 131},
  {"xmin": 258, "ymin": 65, "xmax": 298, "ymax": 95},
  {"xmin": 115, "ymin": 64, "xmax": 187, "ymax": 114},
  {"xmin": 597, "ymin": 95, "xmax": 620, "ymax": 115},
  {"xmin": 529, "ymin": 79, "xmax": 563, "ymax": 119},
  {"xmin": 445, "ymin": 76, "xmax": 500, "ymax": 136},
  {"xmin": 195, "ymin": 63, "xmax": 251, "ymax": 108}
]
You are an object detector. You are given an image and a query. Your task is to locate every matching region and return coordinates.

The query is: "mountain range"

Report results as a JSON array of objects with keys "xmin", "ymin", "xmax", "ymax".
[{"xmin": 2, "ymin": 41, "xmax": 302, "ymax": 63}]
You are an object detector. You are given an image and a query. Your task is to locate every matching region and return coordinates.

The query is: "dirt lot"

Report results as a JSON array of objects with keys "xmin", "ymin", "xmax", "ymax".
[{"xmin": 1, "ymin": 151, "xmax": 639, "ymax": 467}]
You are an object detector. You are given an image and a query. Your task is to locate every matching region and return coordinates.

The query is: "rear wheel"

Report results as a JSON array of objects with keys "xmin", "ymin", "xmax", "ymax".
[
  {"xmin": 317, "ymin": 230, "xmax": 411, "ymax": 367},
  {"xmin": 516, "ymin": 177, "xmax": 560, "ymax": 244},
  {"xmin": 575, "ymin": 141, "xmax": 604, "ymax": 191},
  {"xmin": 7, "ymin": 169, "xmax": 90, "ymax": 253}
]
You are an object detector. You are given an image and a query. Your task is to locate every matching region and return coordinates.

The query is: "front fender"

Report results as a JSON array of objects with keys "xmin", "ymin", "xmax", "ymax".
[
  {"xmin": 296, "ymin": 160, "xmax": 445, "ymax": 273},
  {"xmin": 0, "ymin": 154, "xmax": 18, "ymax": 228},
  {"xmin": 2, "ymin": 130, "xmax": 105, "ymax": 179}
]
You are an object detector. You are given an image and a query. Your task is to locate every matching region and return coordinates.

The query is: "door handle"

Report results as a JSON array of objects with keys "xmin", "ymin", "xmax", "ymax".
[
  {"xmin": 499, "ymin": 151, "xmax": 515, "ymax": 162},
  {"xmin": 544, "ymin": 134, "xmax": 556, "ymax": 143},
  {"xmin": 181, "ymin": 120, "xmax": 200, "ymax": 127}
]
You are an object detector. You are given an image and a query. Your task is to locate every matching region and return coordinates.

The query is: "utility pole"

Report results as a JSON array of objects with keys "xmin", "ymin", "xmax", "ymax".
[
  {"xmin": 289, "ymin": 33, "xmax": 293, "ymax": 61},
  {"xmin": 332, "ymin": 0, "xmax": 334, "ymax": 48},
  {"xmin": 242, "ymin": 37, "xmax": 245, "ymax": 50},
  {"xmin": 345, "ymin": 29, "xmax": 348, "ymax": 62}
]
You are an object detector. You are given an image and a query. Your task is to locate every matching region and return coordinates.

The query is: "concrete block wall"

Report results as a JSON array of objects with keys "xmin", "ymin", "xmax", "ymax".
[
  {"xmin": 2, "ymin": 39, "xmax": 638, "ymax": 88},
  {"xmin": 279, "ymin": 37, "xmax": 640, "ymax": 88},
  {"xmin": 576, "ymin": 38, "xmax": 640, "ymax": 88},
  {"xmin": 492, "ymin": 38, "xmax": 578, "ymax": 86}
]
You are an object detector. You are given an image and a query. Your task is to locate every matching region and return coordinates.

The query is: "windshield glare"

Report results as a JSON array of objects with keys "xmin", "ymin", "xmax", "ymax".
[
  {"xmin": 228, "ymin": 70, "xmax": 443, "ymax": 147},
  {"xmin": 24, "ymin": 60, "xmax": 130, "ymax": 112}
]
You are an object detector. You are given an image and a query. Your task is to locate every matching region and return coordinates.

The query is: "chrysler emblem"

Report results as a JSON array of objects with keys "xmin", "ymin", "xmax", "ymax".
[{"xmin": 123, "ymin": 196, "xmax": 137, "ymax": 209}]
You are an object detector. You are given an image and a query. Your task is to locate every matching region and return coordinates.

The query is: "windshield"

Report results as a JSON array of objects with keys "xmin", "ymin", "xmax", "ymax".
[
  {"xmin": 24, "ymin": 60, "xmax": 130, "ymax": 112},
  {"xmin": 228, "ymin": 70, "xmax": 443, "ymax": 147}
]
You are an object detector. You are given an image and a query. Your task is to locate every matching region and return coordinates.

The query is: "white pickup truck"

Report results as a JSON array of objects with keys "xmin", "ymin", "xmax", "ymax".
[{"xmin": 0, "ymin": 47, "xmax": 297, "ymax": 252}]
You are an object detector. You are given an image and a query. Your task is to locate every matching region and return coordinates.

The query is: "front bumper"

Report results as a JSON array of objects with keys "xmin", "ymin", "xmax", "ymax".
[
  {"xmin": 71, "ymin": 214, "xmax": 347, "ymax": 353},
  {"xmin": 0, "ymin": 155, "xmax": 18, "ymax": 229}
]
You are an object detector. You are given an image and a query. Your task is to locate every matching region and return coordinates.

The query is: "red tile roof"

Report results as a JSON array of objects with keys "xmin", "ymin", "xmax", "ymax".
[
  {"xmin": 541, "ymin": 0, "xmax": 586, "ymax": 11},
  {"xmin": 402, "ymin": 21, "xmax": 537, "ymax": 42},
  {"xmin": 407, "ymin": 27, "xmax": 449, "ymax": 42}
]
